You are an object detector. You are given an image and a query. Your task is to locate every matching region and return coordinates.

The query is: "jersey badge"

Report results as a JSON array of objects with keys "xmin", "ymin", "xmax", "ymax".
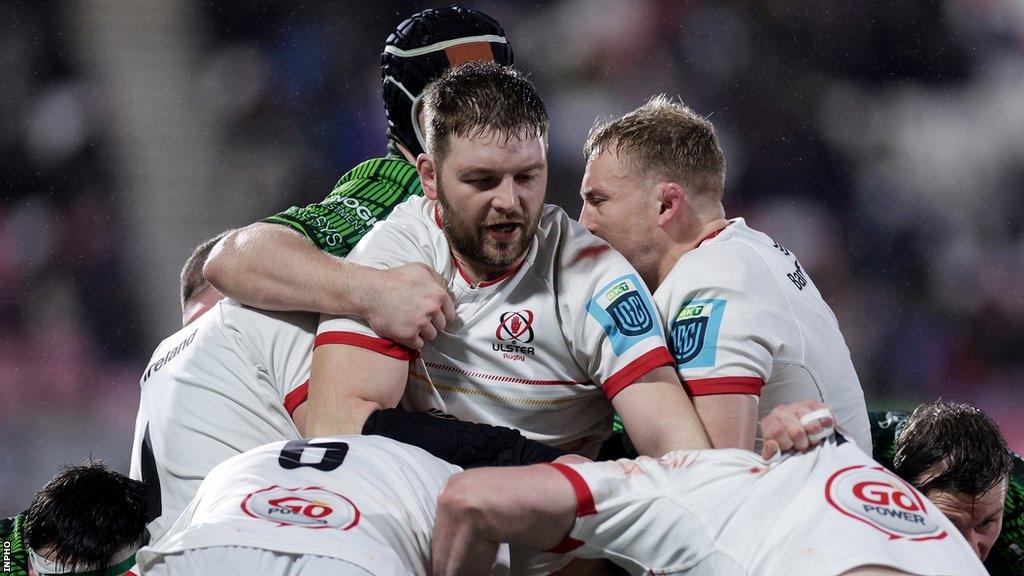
[
  {"xmin": 669, "ymin": 299, "xmax": 725, "ymax": 368},
  {"xmin": 491, "ymin": 310, "xmax": 536, "ymax": 361},
  {"xmin": 587, "ymin": 275, "xmax": 662, "ymax": 355},
  {"xmin": 825, "ymin": 465, "xmax": 947, "ymax": 541},
  {"xmin": 241, "ymin": 486, "xmax": 360, "ymax": 530}
]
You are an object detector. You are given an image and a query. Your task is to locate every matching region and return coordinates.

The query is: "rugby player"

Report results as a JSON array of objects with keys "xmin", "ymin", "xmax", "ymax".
[
  {"xmin": 870, "ymin": 402, "xmax": 1021, "ymax": 574},
  {"xmin": 132, "ymin": 232, "xmax": 564, "ymax": 544},
  {"xmin": 0, "ymin": 461, "xmax": 146, "ymax": 576},
  {"xmin": 577, "ymin": 95, "xmax": 872, "ymax": 453},
  {"xmin": 432, "ymin": 428, "xmax": 988, "ymax": 575},
  {"xmin": 135, "ymin": 402, "xmax": 830, "ymax": 576},
  {"xmin": 310, "ymin": 62, "xmax": 710, "ymax": 460},
  {"xmin": 203, "ymin": 6, "xmax": 515, "ymax": 350},
  {"xmin": 136, "ymin": 435, "xmax": 508, "ymax": 576}
]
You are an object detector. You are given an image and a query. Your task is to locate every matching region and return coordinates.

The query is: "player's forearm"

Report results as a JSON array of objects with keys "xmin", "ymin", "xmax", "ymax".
[
  {"xmin": 433, "ymin": 466, "xmax": 576, "ymax": 575},
  {"xmin": 432, "ymin": 484, "xmax": 503, "ymax": 576},
  {"xmin": 204, "ymin": 223, "xmax": 375, "ymax": 315}
]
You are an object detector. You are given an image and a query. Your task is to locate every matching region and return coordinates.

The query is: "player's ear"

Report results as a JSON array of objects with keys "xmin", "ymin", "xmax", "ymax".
[
  {"xmin": 417, "ymin": 154, "xmax": 439, "ymax": 200},
  {"xmin": 657, "ymin": 182, "xmax": 684, "ymax": 227}
]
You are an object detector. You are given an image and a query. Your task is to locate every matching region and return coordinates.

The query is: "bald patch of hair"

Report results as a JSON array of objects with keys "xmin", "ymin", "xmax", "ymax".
[
  {"xmin": 584, "ymin": 95, "xmax": 726, "ymax": 197},
  {"xmin": 180, "ymin": 231, "xmax": 228, "ymax": 311},
  {"xmin": 421, "ymin": 61, "xmax": 548, "ymax": 162}
]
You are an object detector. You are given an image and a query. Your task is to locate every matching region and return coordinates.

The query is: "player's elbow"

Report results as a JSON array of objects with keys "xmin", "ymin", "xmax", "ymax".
[
  {"xmin": 437, "ymin": 473, "xmax": 492, "ymax": 533},
  {"xmin": 202, "ymin": 229, "xmax": 241, "ymax": 291}
]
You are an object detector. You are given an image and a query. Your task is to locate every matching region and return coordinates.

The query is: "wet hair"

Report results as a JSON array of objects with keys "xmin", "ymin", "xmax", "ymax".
[
  {"xmin": 421, "ymin": 61, "xmax": 548, "ymax": 163},
  {"xmin": 24, "ymin": 460, "xmax": 148, "ymax": 571},
  {"xmin": 584, "ymin": 94, "xmax": 726, "ymax": 197},
  {"xmin": 180, "ymin": 231, "xmax": 228, "ymax": 311},
  {"xmin": 894, "ymin": 401, "xmax": 1013, "ymax": 497}
]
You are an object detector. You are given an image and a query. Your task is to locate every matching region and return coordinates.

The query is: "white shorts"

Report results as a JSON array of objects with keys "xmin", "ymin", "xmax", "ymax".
[{"xmin": 140, "ymin": 545, "xmax": 375, "ymax": 576}]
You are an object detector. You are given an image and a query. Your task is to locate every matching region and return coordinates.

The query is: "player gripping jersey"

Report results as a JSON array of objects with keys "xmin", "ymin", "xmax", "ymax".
[
  {"xmin": 129, "ymin": 300, "xmax": 314, "ymax": 542},
  {"xmin": 656, "ymin": 218, "xmax": 872, "ymax": 452},
  {"xmin": 136, "ymin": 436, "xmax": 508, "ymax": 576},
  {"xmin": 318, "ymin": 196, "xmax": 673, "ymax": 453}
]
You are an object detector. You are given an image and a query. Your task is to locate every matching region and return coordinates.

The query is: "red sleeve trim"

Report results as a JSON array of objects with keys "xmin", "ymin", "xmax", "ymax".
[
  {"xmin": 547, "ymin": 463, "xmax": 597, "ymax": 516},
  {"xmin": 602, "ymin": 347, "xmax": 674, "ymax": 400},
  {"xmin": 314, "ymin": 331, "xmax": 418, "ymax": 361},
  {"xmin": 283, "ymin": 380, "xmax": 309, "ymax": 416},
  {"xmin": 544, "ymin": 463, "xmax": 597, "ymax": 553},
  {"xmin": 683, "ymin": 376, "xmax": 764, "ymax": 397}
]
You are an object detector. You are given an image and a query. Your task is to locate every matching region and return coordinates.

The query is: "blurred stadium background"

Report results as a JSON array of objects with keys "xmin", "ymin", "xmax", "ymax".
[{"xmin": 1, "ymin": 0, "xmax": 1022, "ymax": 516}]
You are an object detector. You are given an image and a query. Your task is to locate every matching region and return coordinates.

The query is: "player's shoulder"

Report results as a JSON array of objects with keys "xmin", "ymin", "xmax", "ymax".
[
  {"xmin": 218, "ymin": 298, "xmax": 318, "ymax": 334},
  {"xmin": 539, "ymin": 204, "xmax": 632, "ymax": 270},
  {"xmin": 674, "ymin": 219, "xmax": 787, "ymax": 290}
]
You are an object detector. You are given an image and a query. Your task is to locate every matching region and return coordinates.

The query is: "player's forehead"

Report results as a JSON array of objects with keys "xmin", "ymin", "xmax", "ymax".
[
  {"xmin": 581, "ymin": 148, "xmax": 642, "ymax": 195},
  {"xmin": 928, "ymin": 482, "xmax": 1006, "ymax": 522},
  {"xmin": 445, "ymin": 129, "xmax": 547, "ymax": 174}
]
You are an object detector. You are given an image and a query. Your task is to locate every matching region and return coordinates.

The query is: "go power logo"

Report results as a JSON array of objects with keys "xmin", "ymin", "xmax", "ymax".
[
  {"xmin": 825, "ymin": 465, "xmax": 946, "ymax": 541},
  {"xmin": 241, "ymin": 486, "xmax": 360, "ymax": 530}
]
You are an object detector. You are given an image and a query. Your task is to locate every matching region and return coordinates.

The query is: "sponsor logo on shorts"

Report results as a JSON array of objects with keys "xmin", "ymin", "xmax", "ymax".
[
  {"xmin": 241, "ymin": 486, "xmax": 360, "ymax": 530},
  {"xmin": 587, "ymin": 275, "xmax": 662, "ymax": 355},
  {"xmin": 669, "ymin": 299, "xmax": 726, "ymax": 368},
  {"xmin": 825, "ymin": 465, "xmax": 946, "ymax": 541}
]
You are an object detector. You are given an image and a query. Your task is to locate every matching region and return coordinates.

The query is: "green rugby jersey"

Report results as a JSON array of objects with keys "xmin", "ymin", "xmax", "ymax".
[
  {"xmin": 264, "ymin": 156, "xmax": 421, "ymax": 257},
  {"xmin": 870, "ymin": 410, "xmax": 1023, "ymax": 575},
  {"xmin": 1, "ymin": 513, "xmax": 30, "ymax": 576}
]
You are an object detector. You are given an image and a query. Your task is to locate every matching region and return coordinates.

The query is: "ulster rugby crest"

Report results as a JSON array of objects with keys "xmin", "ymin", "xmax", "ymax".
[
  {"xmin": 588, "ymin": 275, "xmax": 662, "ymax": 355},
  {"xmin": 496, "ymin": 310, "xmax": 535, "ymax": 343},
  {"xmin": 825, "ymin": 465, "xmax": 946, "ymax": 541},
  {"xmin": 670, "ymin": 299, "xmax": 725, "ymax": 368}
]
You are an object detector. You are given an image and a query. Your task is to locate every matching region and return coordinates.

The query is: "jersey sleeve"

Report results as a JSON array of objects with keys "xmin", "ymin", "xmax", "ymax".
[
  {"xmin": 545, "ymin": 459, "xmax": 698, "ymax": 572},
  {"xmin": 560, "ymin": 236, "xmax": 674, "ymax": 400},
  {"xmin": 314, "ymin": 200, "xmax": 434, "ymax": 361},
  {"xmin": 660, "ymin": 244, "xmax": 779, "ymax": 397},
  {"xmin": 262, "ymin": 158, "xmax": 421, "ymax": 258}
]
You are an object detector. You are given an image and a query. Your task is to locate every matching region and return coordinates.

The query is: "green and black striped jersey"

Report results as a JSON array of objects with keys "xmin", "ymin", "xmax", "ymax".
[
  {"xmin": 0, "ymin": 513, "xmax": 30, "ymax": 576},
  {"xmin": 264, "ymin": 156, "xmax": 421, "ymax": 257},
  {"xmin": 870, "ymin": 410, "xmax": 1023, "ymax": 576}
]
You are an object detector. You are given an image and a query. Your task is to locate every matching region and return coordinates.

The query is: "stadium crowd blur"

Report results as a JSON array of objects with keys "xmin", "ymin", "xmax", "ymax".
[{"xmin": 2, "ymin": 0, "xmax": 1022, "ymax": 515}]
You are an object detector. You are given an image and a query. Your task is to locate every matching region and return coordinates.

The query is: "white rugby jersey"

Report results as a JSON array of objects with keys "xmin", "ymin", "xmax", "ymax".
[
  {"xmin": 129, "ymin": 300, "xmax": 314, "ymax": 542},
  {"xmin": 655, "ymin": 218, "xmax": 871, "ymax": 452},
  {"xmin": 318, "ymin": 196, "xmax": 673, "ymax": 451},
  {"xmin": 549, "ymin": 439, "xmax": 987, "ymax": 576},
  {"xmin": 136, "ymin": 436, "xmax": 507, "ymax": 576}
]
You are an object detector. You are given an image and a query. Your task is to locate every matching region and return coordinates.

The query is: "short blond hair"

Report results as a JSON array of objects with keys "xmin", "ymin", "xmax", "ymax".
[{"xmin": 584, "ymin": 95, "xmax": 725, "ymax": 196}]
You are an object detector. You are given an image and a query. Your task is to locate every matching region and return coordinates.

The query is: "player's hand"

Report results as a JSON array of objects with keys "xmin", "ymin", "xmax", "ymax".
[
  {"xmin": 760, "ymin": 400, "xmax": 835, "ymax": 459},
  {"xmin": 363, "ymin": 263, "xmax": 456, "ymax": 349}
]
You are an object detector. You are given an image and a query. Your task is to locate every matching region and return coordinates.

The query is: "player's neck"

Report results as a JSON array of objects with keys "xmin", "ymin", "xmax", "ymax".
[{"xmin": 657, "ymin": 218, "xmax": 730, "ymax": 285}]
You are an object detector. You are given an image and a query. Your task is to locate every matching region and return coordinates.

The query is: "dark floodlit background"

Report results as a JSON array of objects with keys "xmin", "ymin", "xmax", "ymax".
[{"xmin": 2, "ymin": 0, "xmax": 1022, "ymax": 515}]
